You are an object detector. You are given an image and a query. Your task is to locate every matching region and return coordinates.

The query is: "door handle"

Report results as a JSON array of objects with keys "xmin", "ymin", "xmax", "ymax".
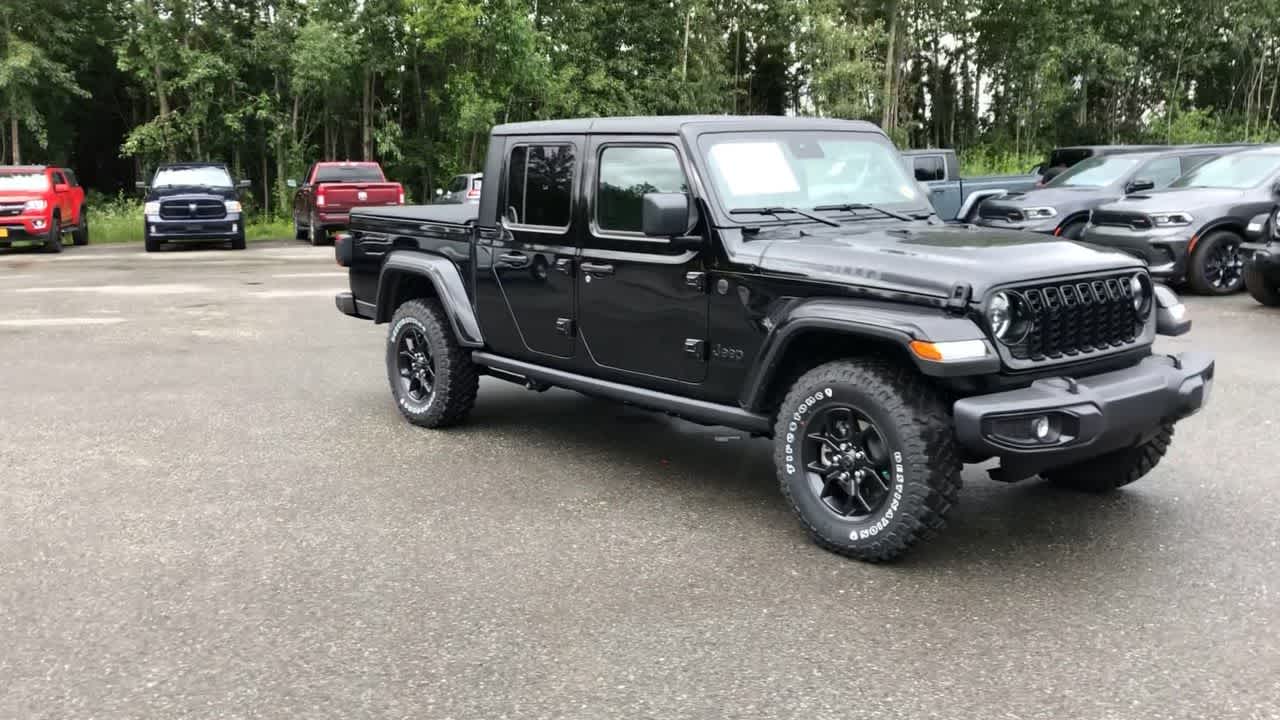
[
  {"xmin": 580, "ymin": 262, "xmax": 614, "ymax": 276},
  {"xmin": 497, "ymin": 252, "xmax": 529, "ymax": 267}
]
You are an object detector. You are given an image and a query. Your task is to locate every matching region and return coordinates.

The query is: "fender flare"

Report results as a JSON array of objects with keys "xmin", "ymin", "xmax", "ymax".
[
  {"xmin": 375, "ymin": 250, "xmax": 484, "ymax": 347},
  {"xmin": 739, "ymin": 297, "xmax": 997, "ymax": 411},
  {"xmin": 956, "ymin": 189, "xmax": 1009, "ymax": 223}
]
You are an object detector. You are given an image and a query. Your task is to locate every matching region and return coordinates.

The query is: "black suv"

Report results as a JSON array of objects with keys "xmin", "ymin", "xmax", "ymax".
[
  {"xmin": 138, "ymin": 163, "xmax": 251, "ymax": 252},
  {"xmin": 977, "ymin": 148, "xmax": 1237, "ymax": 239},
  {"xmin": 1081, "ymin": 147, "xmax": 1280, "ymax": 294},
  {"xmin": 334, "ymin": 116, "xmax": 1213, "ymax": 562}
]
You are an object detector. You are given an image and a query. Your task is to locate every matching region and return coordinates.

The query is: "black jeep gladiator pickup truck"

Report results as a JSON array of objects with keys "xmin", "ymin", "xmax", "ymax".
[{"xmin": 334, "ymin": 116, "xmax": 1214, "ymax": 562}]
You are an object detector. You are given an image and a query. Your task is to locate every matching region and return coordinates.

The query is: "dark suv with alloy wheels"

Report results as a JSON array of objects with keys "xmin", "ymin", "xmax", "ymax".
[{"xmin": 1081, "ymin": 147, "xmax": 1280, "ymax": 294}]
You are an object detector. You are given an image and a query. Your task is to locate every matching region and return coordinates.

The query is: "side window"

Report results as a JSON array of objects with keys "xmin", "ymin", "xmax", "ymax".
[
  {"xmin": 1181, "ymin": 154, "xmax": 1215, "ymax": 175},
  {"xmin": 63, "ymin": 170, "xmax": 79, "ymax": 186},
  {"xmin": 505, "ymin": 144, "xmax": 574, "ymax": 228},
  {"xmin": 52, "ymin": 171, "xmax": 67, "ymax": 187},
  {"xmin": 597, "ymin": 146, "xmax": 688, "ymax": 234},
  {"xmin": 912, "ymin": 155, "xmax": 945, "ymax": 182},
  {"xmin": 447, "ymin": 176, "xmax": 467, "ymax": 193},
  {"xmin": 1140, "ymin": 157, "xmax": 1183, "ymax": 187}
]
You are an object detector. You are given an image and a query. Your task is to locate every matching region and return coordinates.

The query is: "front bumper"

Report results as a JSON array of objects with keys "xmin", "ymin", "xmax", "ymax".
[
  {"xmin": 1081, "ymin": 225, "xmax": 1194, "ymax": 280},
  {"xmin": 0, "ymin": 215, "xmax": 55, "ymax": 245},
  {"xmin": 146, "ymin": 214, "xmax": 243, "ymax": 240},
  {"xmin": 953, "ymin": 351, "xmax": 1214, "ymax": 479}
]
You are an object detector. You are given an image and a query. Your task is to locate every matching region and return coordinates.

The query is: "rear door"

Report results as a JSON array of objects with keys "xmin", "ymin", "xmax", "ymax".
[
  {"xmin": 575, "ymin": 137, "xmax": 708, "ymax": 384},
  {"xmin": 475, "ymin": 137, "xmax": 582, "ymax": 360}
]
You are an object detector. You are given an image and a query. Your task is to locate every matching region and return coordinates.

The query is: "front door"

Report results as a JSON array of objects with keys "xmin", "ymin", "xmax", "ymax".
[
  {"xmin": 575, "ymin": 138, "xmax": 709, "ymax": 384},
  {"xmin": 478, "ymin": 139, "xmax": 581, "ymax": 360}
]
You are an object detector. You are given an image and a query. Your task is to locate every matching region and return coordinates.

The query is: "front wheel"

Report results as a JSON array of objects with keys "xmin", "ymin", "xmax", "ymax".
[
  {"xmin": 230, "ymin": 231, "xmax": 246, "ymax": 250},
  {"xmin": 385, "ymin": 299, "xmax": 479, "ymax": 428},
  {"xmin": 774, "ymin": 360, "xmax": 961, "ymax": 562},
  {"xmin": 1188, "ymin": 230, "xmax": 1244, "ymax": 295},
  {"xmin": 1245, "ymin": 266, "xmax": 1280, "ymax": 306},
  {"xmin": 1059, "ymin": 219, "xmax": 1087, "ymax": 240},
  {"xmin": 1043, "ymin": 425, "xmax": 1173, "ymax": 492},
  {"xmin": 42, "ymin": 217, "xmax": 63, "ymax": 253}
]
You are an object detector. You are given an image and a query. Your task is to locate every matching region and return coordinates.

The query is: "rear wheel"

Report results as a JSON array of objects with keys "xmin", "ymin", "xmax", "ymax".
[
  {"xmin": 385, "ymin": 299, "xmax": 479, "ymax": 428},
  {"xmin": 72, "ymin": 209, "xmax": 89, "ymax": 246},
  {"xmin": 1245, "ymin": 266, "xmax": 1280, "ymax": 306},
  {"xmin": 42, "ymin": 217, "xmax": 63, "ymax": 253},
  {"xmin": 293, "ymin": 216, "xmax": 307, "ymax": 241},
  {"xmin": 1188, "ymin": 230, "xmax": 1244, "ymax": 294},
  {"xmin": 308, "ymin": 216, "xmax": 328, "ymax": 246}
]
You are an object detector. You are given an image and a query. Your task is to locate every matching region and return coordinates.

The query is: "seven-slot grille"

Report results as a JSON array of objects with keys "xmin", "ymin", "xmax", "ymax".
[
  {"xmin": 1090, "ymin": 210, "xmax": 1151, "ymax": 230},
  {"xmin": 160, "ymin": 199, "xmax": 226, "ymax": 220},
  {"xmin": 1003, "ymin": 274, "xmax": 1143, "ymax": 361}
]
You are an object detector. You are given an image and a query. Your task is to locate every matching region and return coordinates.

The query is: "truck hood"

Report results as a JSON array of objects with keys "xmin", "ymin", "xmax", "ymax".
[
  {"xmin": 146, "ymin": 185, "xmax": 239, "ymax": 201},
  {"xmin": 990, "ymin": 186, "xmax": 1112, "ymax": 207},
  {"xmin": 1102, "ymin": 188, "xmax": 1244, "ymax": 214},
  {"xmin": 754, "ymin": 224, "xmax": 1143, "ymax": 299}
]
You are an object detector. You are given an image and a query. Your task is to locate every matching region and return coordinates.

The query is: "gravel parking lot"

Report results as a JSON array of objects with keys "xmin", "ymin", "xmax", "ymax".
[{"xmin": 1, "ymin": 241, "xmax": 1278, "ymax": 719}]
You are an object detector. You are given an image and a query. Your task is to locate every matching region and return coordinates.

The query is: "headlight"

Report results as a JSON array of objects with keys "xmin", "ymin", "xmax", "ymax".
[
  {"xmin": 1150, "ymin": 212, "xmax": 1193, "ymax": 227},
  {"xmin": 986, "ymin": 291, "xmax": 1032, "ymax": 344},
  {"xmin": 1131, "ymin": 273, "xmax": 1153, "ymax": 315},
  {"xmin": 224, "ymin": 200, "xmax": 242, "ymax": 213},
  {"xmin": 143, "ymin": 201, "xmax": 160, "ymax": 215},
  {"xmin": 22, "ymin": 199, "xmax": 48, "ymax": 212},
  {"xmin": 1021, "ymin": 206, "xmax": 1057, "ymax": 220}
]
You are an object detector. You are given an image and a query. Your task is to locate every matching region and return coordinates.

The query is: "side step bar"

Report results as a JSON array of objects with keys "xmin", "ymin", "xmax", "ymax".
[{"xmin": 472, "ymin": 352, "xmax": 773, "ymax": 435}]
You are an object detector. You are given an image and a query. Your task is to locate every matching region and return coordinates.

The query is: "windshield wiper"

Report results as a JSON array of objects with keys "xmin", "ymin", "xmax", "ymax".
[
  {"xmin": 729, "ymin": 206, "xmax": 841, "ymax": 228},
  {"xmin": 812, "ymin": 202, "xmax": 918, "ymax": 221}
]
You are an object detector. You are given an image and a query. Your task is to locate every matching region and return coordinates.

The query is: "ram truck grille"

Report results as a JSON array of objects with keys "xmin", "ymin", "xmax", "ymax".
[
  {"xmin": 1004, "ymin": 274, "xmax": 1144, "ymax": 361},
  {"xmin": 160, "ymin": 199, "xmax": 226, "ymax": 220}
]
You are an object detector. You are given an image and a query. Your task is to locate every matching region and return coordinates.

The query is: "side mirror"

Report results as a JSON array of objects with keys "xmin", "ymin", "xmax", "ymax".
[
  {"xmin": 1245, "ymin": 212, "xmax": 1271, "ymax": 242},
  {"xmin": 286, "ymin": 179, "xmax": 298, "ymax": 189},
  {"xmin": 237, "ymin": 179, "xmax": 252, "ymax": 189},
  {"xmin": 642, "ymin": 192, "xmax": 692, "ymax": 239},
  {"xmin": 1154, "ymin": 284, "xmax": 1191, "ymax": 336},
  {"xmin": 435, "ymin": 188, "xmax": 444, "ymax": 196},
  {"xmin": 135, "ymin": 181, "xmax": 148, "ymax": 191},
  {"xmin": 1126, "ymin": 178, "xmax": 1155, "ymax": 194}
]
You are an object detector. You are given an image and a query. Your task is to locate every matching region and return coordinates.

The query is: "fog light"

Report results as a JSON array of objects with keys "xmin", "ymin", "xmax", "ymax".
[
  {"xmin": 32, "ymin": 219, "xmax": 46, "ymax": 230},
  {"xmin": 1031, "ymin": 415, "xmax": 1051, "ymax": 441},
  {"xmin": 232, "ymin": 223, "xmax": 238, "ymax": 233}
]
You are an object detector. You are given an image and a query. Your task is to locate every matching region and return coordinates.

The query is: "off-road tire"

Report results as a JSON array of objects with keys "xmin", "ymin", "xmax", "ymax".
[
  {"xmin": 72, "ymin": 209, "xmax": 89, "ymax": 245},
  {"xmin": 1245, "ymin": 266, "xmax": 1280, "ymax": 307},
  {"xmin": 385, "ymin": 299, "xmax": 478, "ymax": 428},
  {"xmin": 230, "ymin": 231, "xmax": 246, "ymax": 250},
  {"xmin": 43, "ymin": 217, "xmax": 63, "ymax": 253},
  {"xmin": 1042, "ymin": 425, "xmax": 1174, "ymax": 492},
  {"xmin": 774, "ymin": 359, "xmax": 961, "ymax": 562},
  {"xmin": 1188, "ymin": 230, "xmax": 1244, "ymax": 295},
  {"xmin": 144, "ymin": 232, "xmax": 160, "ymax": 252}
]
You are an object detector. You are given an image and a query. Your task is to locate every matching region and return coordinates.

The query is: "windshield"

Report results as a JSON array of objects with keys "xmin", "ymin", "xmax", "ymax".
[
  {"xmin": 1047, "ymin": 155, "xmax": 1143, "ymax": 188},
  {"xmin": 698, "ymin": 132, "xmax": 925, "ymax": 215},
  {"xmin": 0, "ymin": 171, "xmax": 50, "ymax": 192},
  {"xmin": 153, "ymin": 166, "xmax": 233, "ymax": 188},
  {"xmin": 1170, "ymin": 153, "xmax": 1280, "ymax": 189},
  {"xmin": 315, "ymin": 165, "xmax": 384, "ymax": 183}
]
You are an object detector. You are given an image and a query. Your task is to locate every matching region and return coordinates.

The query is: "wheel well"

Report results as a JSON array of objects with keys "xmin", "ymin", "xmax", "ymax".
[
  {"xmin": 379, "ymin": 271, "xmax": 439, "ymax": 321},
  {"xmin": 758, "ymin": 330, "xmax": 914, "ymax": 413}
]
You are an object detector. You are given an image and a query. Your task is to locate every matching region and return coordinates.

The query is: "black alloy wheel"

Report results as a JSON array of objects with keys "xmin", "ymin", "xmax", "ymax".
[
  {"xmin": 395, "ymin": 325, "xmax": 436, "ymax": 405},
  {"xmin": 802, "ymin": 405, "xmax": 893, "ymax": 520},
  {"xmin": 1203, "ymin": 239, "xmax": 1243, "ymax": 290}
]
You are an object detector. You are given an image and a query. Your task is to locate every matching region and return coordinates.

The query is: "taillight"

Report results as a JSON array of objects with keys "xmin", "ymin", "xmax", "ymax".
[
  {"xmin": 466, "ymin": 189, "xmax": 480, "ymax": 199},
  {"xmin": 316, "ymin": 194, "xmax": 326, "ymax": 207},
  {"xmin": 398, "ymin": 191, "xmax": 405, "ymax": 204}
]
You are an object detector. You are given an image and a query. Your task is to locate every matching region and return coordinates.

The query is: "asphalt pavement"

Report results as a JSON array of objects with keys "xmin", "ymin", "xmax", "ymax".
[{"xmin": 1, "ymin": 240, "xmax": 1277, "ymax": 719}]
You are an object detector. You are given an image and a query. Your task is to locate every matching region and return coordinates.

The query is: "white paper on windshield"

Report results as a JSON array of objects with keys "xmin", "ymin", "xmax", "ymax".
[{"xmin": 710, "ymin": 142, "xmax": 800, "ymax": 196}]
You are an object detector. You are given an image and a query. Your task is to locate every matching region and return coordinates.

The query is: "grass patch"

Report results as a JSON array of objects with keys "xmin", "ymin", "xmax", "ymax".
[
  {"xmin": 958, "ymin": 147, "xmax": 1045, "ymax": 176},
  {"xmin": 88, "ymin": 197, "xmax": 292, "ymax": 244}
]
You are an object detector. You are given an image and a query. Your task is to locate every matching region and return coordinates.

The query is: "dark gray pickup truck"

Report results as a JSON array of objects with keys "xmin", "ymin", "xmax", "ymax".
[
  {"xmin": 334, "ymin": 115, "xmax": 1213, "ymax": 562},
  {"xmin": 902, "ymin": 149, "xmax": 1040, "ymax": 222}
]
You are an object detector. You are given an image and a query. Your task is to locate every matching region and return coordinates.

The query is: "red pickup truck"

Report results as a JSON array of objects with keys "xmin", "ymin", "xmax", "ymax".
[
  {"xmin": 0, "ymin": 165, "xmax": 88, "ymax": 253},
  {"xmin": 289, "ymin": 161, "xmax": 403, "ymax": 245}
]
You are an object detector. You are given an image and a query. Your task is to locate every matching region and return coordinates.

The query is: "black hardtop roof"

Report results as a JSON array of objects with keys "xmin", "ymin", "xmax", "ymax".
[{"xmin": 491, "ymin": 115, "xmax": 884, "ymax": 137}]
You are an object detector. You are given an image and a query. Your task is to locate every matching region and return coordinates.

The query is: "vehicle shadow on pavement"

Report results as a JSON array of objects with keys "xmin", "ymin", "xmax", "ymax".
[{"xmin": 444, "ymin": 384, "xmax": 1168, "ymax": 570}]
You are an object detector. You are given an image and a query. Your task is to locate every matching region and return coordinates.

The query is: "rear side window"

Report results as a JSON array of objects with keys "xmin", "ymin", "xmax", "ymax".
[
  {"xmin": 314, "ymin": 165, "xmax": 384, "ymax": 183},
  {"xmin": 1138, "ymin": 157, "xmax": 1183, "ymax": 187},
  {"xmin": 505, "ymin": 145, "xmax": 574, "ymax": 228},
  {"xmin": 63, "ymin": 170, "xmax": 79, "ymax": 186},
  {"xmin": 597, "ymin": 146, "xmax": 688, "ymax": 233},
  {"xmin": 912, "ymin": 155, "xmax": 945, "ymax": 182}
]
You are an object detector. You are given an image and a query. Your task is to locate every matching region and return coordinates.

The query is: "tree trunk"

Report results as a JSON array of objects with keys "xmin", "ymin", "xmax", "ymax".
[
  {"xmin": 881, "ymin": 0, "xmax": 899, "ymax": 130},
  {"xmin": 9, "ymin": 115, "xmax": 19, "ymax": 165},
  {"xmin": 260, "ymin": 129, "xmax": 270, "ymax": 218},
  {"xmin": 362, "ymin": 68, "xmax": 374, "ymax": 161}
]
